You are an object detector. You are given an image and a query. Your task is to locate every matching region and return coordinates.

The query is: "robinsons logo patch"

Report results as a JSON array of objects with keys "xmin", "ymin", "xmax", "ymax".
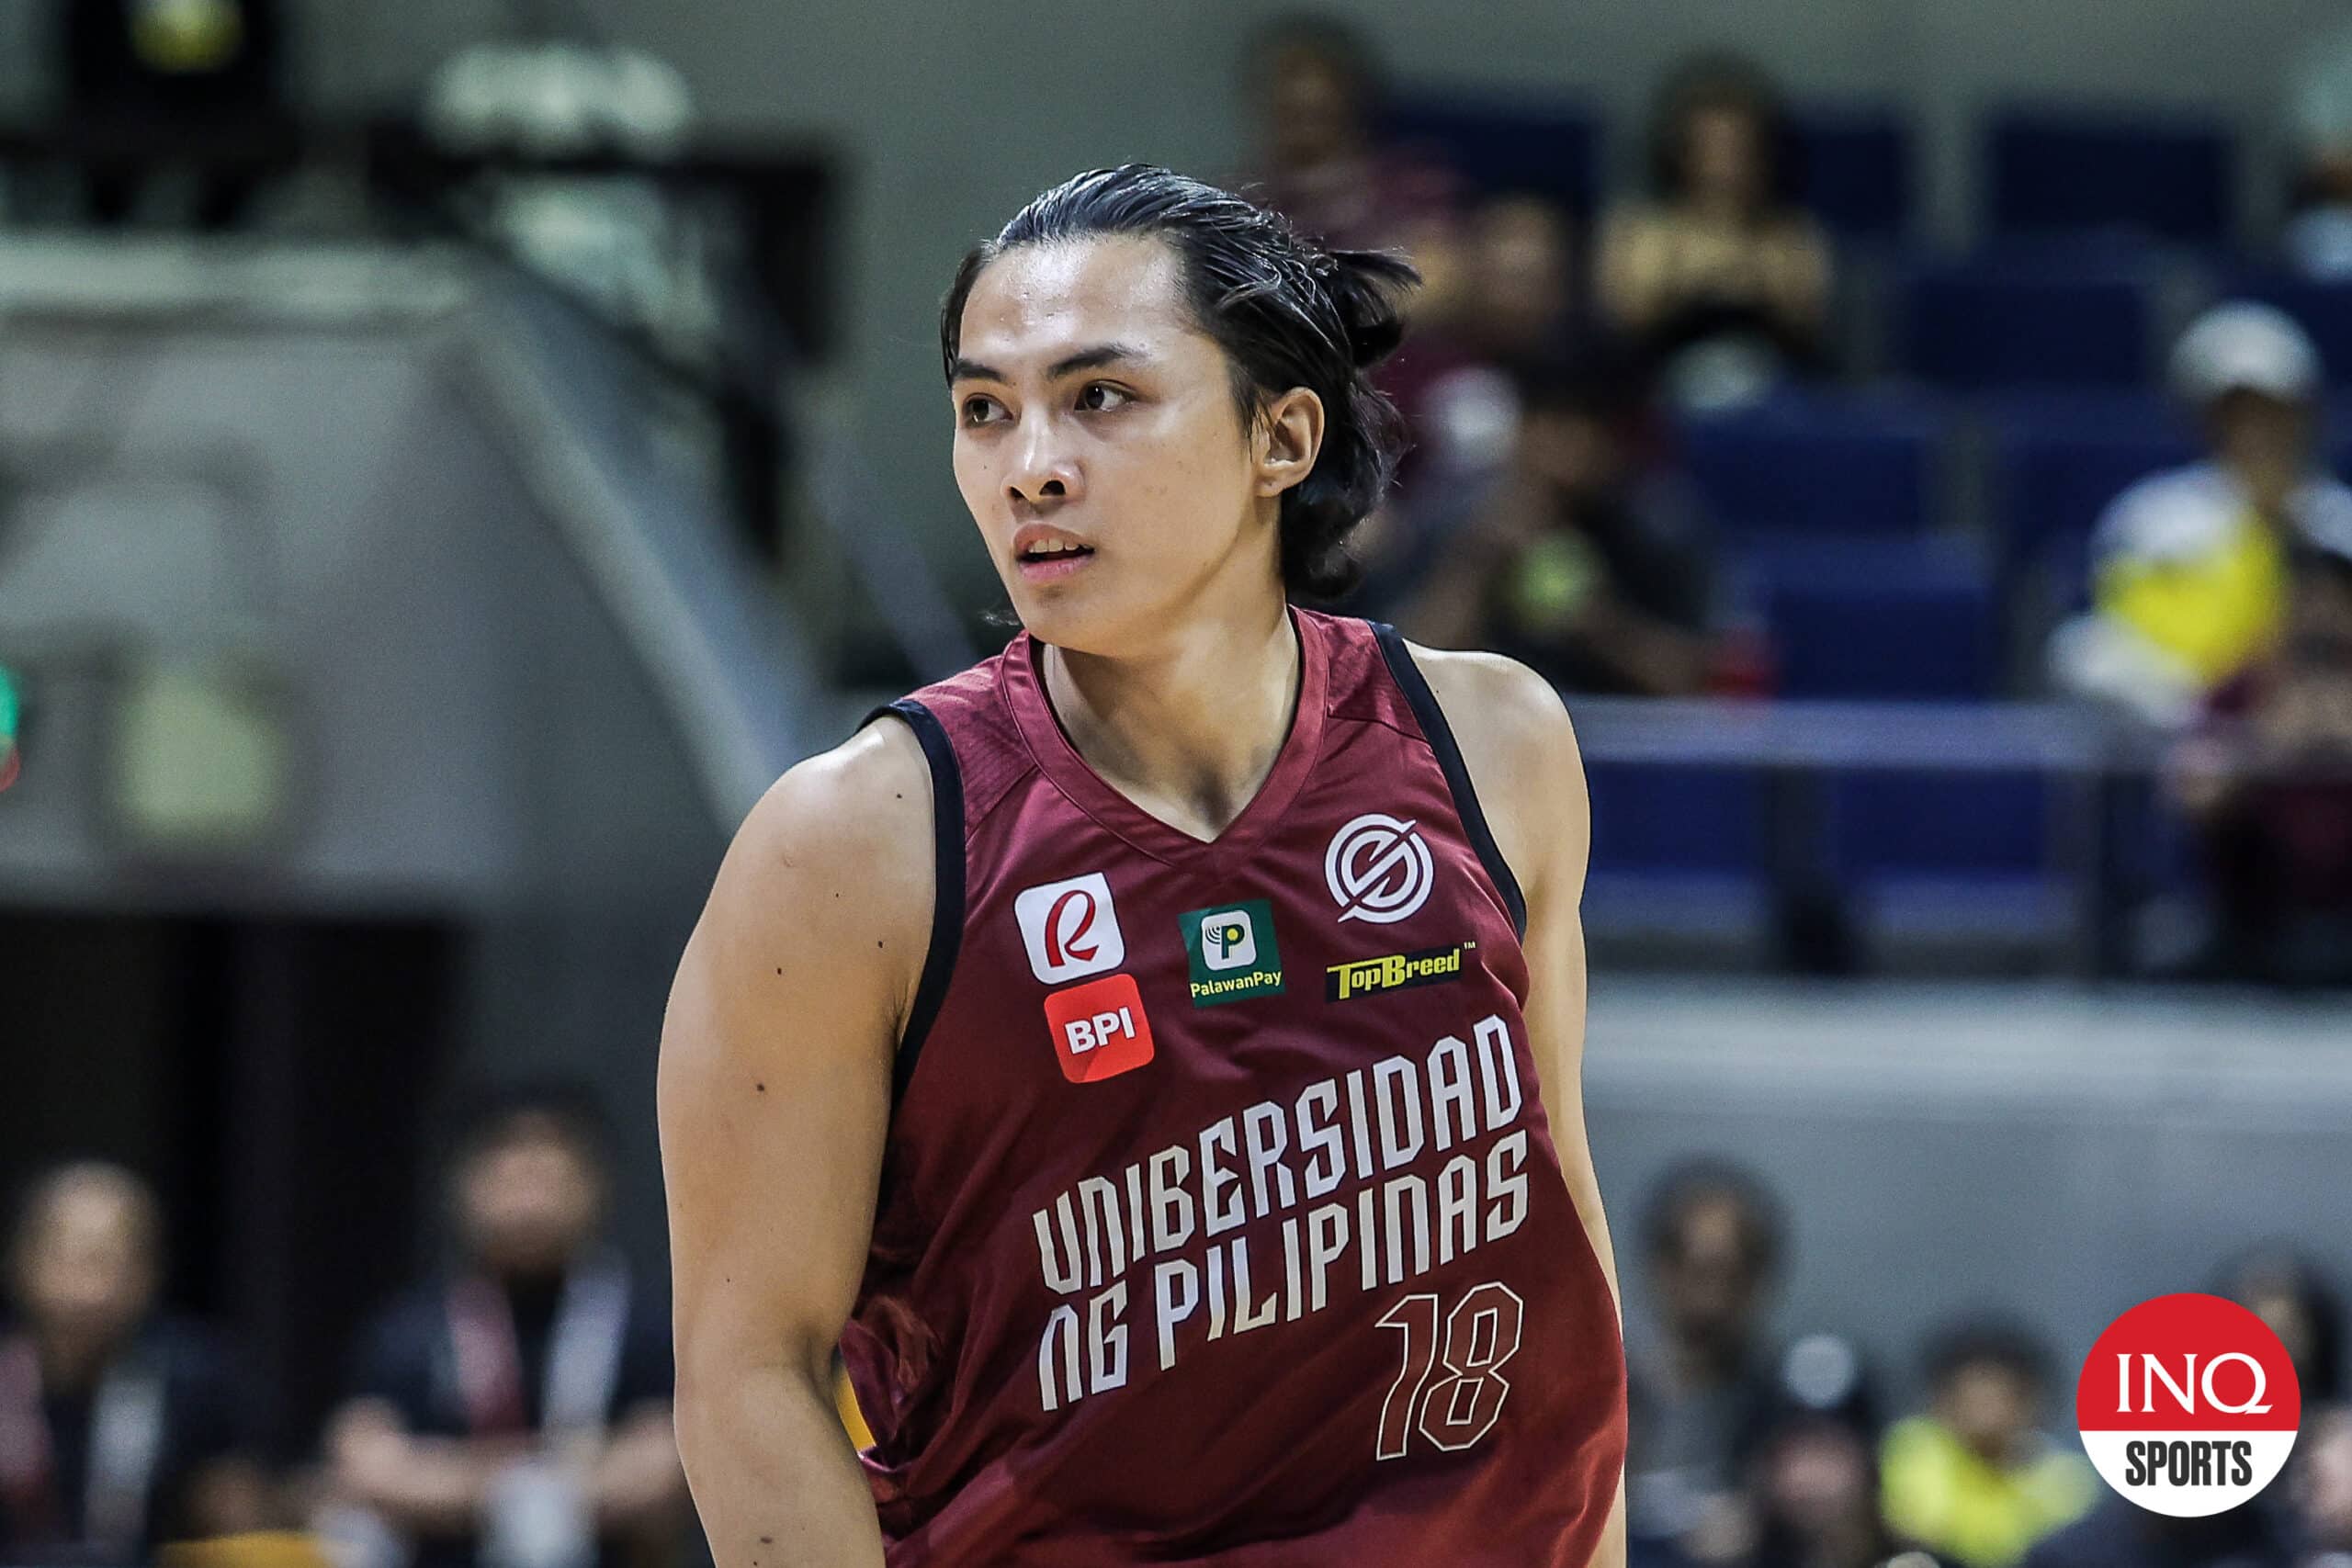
[{"xmin": 1180, "ymin": 901, "xmax": 1283, "ymax": 1006}]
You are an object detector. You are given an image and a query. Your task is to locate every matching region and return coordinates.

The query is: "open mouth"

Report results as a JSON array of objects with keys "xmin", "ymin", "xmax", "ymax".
[{"xmin": 1017, "ymin": 541, "xmax": 1096, "ymax": 580}]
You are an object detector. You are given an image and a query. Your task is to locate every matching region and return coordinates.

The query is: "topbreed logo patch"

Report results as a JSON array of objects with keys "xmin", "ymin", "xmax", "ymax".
[
  {"xmin": 2075, "ymin": 1292, "xmax": 2301, "ymax": 1517},
  {"xmin": 1328, "ymin": 942, "xmax": 1475, "ymax": 1002}
]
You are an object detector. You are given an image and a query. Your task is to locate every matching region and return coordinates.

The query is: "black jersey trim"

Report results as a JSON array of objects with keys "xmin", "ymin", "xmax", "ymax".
[
  {"xmin": 1369, "ymin": 623, "xmax": 1529, "ymax": 942},
  {"xmin": 862, "ymin": 698, "xmax": 965, "ymax": 1105}
]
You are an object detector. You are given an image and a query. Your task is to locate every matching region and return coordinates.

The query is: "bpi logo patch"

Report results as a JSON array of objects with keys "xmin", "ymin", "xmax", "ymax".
[
  {"xmin": 1325, "ymin": 813, "xmax": 1434, "ymax": 925},
  {"xmin": 2075, "ymin": 1292, "xmax": 2301, "ymax": 1517},
  {"xmin": 1044, "ymin": 974, "xmax": 1154, "ymax": 1083},
  {"xmin": 1015, "ymin": 872, "xmax": 1125, "ymax": 984}
]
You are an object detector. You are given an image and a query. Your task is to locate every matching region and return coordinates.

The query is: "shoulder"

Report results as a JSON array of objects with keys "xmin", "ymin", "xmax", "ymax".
[
  {"xmin": 1404, "ymin": 643, "xmax": 1587, "ymax": 896},
  {"xmin": 2295, "ymin": 475, "xmax": 2352, "ymax": 551},
  {"xmin": 668, "ymin": 719, "xmax": 935, "ymax": 1080},
  {"xmin": 1598, "ymin": 203, "xmax": 1671, "ymax": 247},
  {"xmin": 1408, "ymin": 643, "xmax": 1584, "ymax": 783},
  {"xmin": 2095, "ymin": 464, "xmax": 2234, "ymax": 560},
  {"xmin": 709, "ymin": 719, "xmax": 935, "ymax": 953}
]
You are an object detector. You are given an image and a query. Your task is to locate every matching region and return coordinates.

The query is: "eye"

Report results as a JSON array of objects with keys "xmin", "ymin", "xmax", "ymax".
[
  {"xmin": 1076, "ymin": 382, "xmax": 1134, "ymax": 413},
  {"xmin": 960, "ymin": 394, "xmax": 1005, "ymax": 428}
]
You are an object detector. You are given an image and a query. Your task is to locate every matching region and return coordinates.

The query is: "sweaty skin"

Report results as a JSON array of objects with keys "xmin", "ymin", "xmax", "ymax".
[{"xmin": 660, "ymin": 228, "xmax": 1625, "ymax": 1568}]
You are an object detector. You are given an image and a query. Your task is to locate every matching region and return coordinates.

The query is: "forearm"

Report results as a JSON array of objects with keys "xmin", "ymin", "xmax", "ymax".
[
  {"xmin": 678, "ymin": 1361, "xmax": 887, "ymax": 1568},
  {"xmin": 592, "ymin": 1411, "xmax": 689, "ymax": 1532},
  {"xmin": 343, "ymin": 1438, "xmax": 509, "ymax": 1537}
]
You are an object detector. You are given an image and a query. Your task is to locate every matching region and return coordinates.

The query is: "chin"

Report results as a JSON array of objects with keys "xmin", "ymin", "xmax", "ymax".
[{"xmin": 1004, "ymin": 581, "xmax": 1134, "ymax": 659}]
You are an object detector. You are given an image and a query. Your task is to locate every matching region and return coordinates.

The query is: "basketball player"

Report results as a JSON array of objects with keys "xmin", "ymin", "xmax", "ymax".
[{"xmin": 659, "ymin": 164, "xmax": 1628, "ymax": 1565}]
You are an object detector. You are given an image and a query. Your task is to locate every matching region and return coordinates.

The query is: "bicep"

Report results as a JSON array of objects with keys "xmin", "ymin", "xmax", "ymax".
[{"xmin": 658, "ymin": 746, "xmax": 926, "ymax": 1398}]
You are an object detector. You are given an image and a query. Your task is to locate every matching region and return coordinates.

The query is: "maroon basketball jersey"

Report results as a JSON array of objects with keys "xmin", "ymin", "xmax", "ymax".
[{"xmin": 843, "ymin": 608, "xmax": 1625, "ymax": 1565}]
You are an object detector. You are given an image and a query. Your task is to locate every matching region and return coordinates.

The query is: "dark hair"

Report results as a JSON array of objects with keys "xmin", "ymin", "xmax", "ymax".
[
  {"xmin": 1509, "ymin": 333, "xmax": 1653, "ymax": 426},
  {"xmin": 1646, "ymin": 53, "xmax": 1799, "ymax": 208},
  {"xmin": 448, "ymin": 1080, "xmax": 615, "ymax": 1179},
  {"xmin": 1641, "ymin": 1156, "xmax": 1785, "ymax": 1279},
  {"xmin": 2212, "ymin": 1245, "xmax": 2346, "ymax": 1403},
  {"xmin": 940, "ymin": 164, "xmax": 1419, "ymax": 603},
  {"xmin": 1921, "ymin": 1315, "xmax": 2052, "ymax": 1394},
  {"xmin": 1246, "ymin": 12, "xmax": 1385, "ymax": 113}
]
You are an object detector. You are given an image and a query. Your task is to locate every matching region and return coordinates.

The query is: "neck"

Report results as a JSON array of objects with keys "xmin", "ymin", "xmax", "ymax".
[
  {"xmin": 1043, "ymin": 594, "xmax": 1299, "ymax": 843},
  {"xmin": 1805, "ymin": 1514, "xmax": 1881, "ymax": 1568},
  {"xmin": 33, "ymin": 1329, "xmax": 117, "ymax": 1393},
  {"xmin": 2229, "ymin": 456, "xmax": 2299, "ymax": 519}
]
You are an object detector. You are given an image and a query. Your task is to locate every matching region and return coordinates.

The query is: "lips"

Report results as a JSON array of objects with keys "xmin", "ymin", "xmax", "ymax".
[{"xmin": 1012, "ymin": 524, "xmax": 1095, "ymax": 583}]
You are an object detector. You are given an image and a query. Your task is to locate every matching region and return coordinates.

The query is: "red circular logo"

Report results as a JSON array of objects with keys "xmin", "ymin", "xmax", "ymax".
[{"xmin": 2075, "ymin": 1293, "xmax": 2301, "ymax": 1517}]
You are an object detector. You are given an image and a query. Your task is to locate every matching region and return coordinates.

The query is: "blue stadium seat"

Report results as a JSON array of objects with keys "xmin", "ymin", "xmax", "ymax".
[
  {"xmin": 1828, "ymin": 768, "xmax": 2053, "ymax": 882},
  {"xmin": 2222, "ymin": 275, "xmax": 2352, "ymax": 386},
  {"xmin": 1898, "ymin": 256, "xmax": 2155, "ymax": 390},
  {"xmin": 1678, "ymin": 394, "xmax": 1947, "ymax": 536},
  {"xmin": 1987, "ymin": 111, "xmax": 2234, "ymax": 245},
  {"xmin": 1753, "ymin": 537, "xmax": 1998, "ymax": 699},
  {"xmin": 1378, "ymin": 95, "xmax": 1600, "ymax": 213},
  {"xmin": 1987, "ymin": 391, "xmax": 2199, "ymax": 572},
  {"xmin": 1582, "ymin": 760, "xmax": 1770, "ymax": 945},
  {"xmin": 1586, "ymin": 761, "xmax": 1766, "ymax": 878},
  {"xmin": 1791, "ymin": 107, "xmax": 1913, "ymax": 241}
]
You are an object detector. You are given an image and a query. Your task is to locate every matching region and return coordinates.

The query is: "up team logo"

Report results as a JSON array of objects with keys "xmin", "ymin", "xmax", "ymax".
[
  {"xmin": 2075, "ymin": 1292, "xmax": 2301, "ymax": 1517},
  {"xmin": 1324, "ymin": 813, "xmax": 1434, "ymax": 925},
  {"xmin": 1015, "ymin": 872, "xmax": 1126, "ymax": 985}
]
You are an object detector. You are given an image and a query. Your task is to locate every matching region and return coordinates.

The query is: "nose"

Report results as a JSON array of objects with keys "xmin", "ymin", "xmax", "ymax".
[{"xmin": 1006, "ymin": 417, "xmax": 1081, "ymax": 513}]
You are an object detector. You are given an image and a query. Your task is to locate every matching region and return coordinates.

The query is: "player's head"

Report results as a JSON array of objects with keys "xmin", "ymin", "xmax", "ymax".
[
  {"xmin": 1921, "ymin": 1315, "xmax": 2052, "ymax": 1464},
  {"xmin": 8, "ymin": 1161, "xmax": 163, "ymax": 1361},
  {"xmin": 1245, "ymin": 14, "xmax": 1384, "ymax": 170},
  {"xmin": 1648, "ymin": 53, "xmax": 1795, "ymax": 215},
  {"xmin": 1641, "ymin": 1157, "xmax": 1783, "ymax": 1350},
  {"xmin": 447, "ymin": 1082, "xmax": 613, "ymax": 1280},
  {"xmin": 941, "ymin": 164, "xmax": 1417, "ymax": 651}
]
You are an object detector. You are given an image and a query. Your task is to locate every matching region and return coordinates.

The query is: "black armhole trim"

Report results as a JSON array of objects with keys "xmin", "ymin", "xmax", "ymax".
[
  {"xmin": 862, "ymin": 699, "xmax": 965, "ymax": 1105},
  {"xmin": 1370, "ymin": 623, "xmax": 1529, "ymax": 941}
]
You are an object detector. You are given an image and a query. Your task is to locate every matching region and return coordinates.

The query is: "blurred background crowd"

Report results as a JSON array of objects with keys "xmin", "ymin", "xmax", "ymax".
[{"xmin": 5, "ymin": 0, "xmax": 2352, "ymax": 1565}]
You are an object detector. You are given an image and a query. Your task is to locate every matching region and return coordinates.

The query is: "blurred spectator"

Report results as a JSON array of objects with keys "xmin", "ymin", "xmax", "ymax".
[
  {"xmin": 1406, "ymin": 193, "xmax": 1586, "ymax": 476},
  {"xmin": 2289, "ymin": 1404, "xmax": 2352, "ymax": 1564},
  {"xmin": 1598, "ymin": 55, "xmax": 1831, "ymax": 410},
  {"xmin": 323, "ymin": 1087, "xmax": 684, "ymax": 1568},
  {"xmin": 2287, "ymin": 17, "xmax": 2352, "ymax": 279},
  {"xmin": 1390, "ymin": 343, "xmax": 1723, "ymax": 695},
  {"xmin": 2051, "ymin": 303, "xmax": 2352, "ymax": 729},
  {"xmin": 2168, "ymin": 532, "xmax": 2352, "ymax": 983},
  {"xmin": 2019, "ymin": 1495, "xmax": 2286, "ymax": 1568},
  {"xmin": 1741, "ymin": 1335, "xmax": 1946, "ymax": 1568},
  {"xmin": 1880, "ymin": 1320, "xmax": 2097, "ymax": 1568},
  {"xmin": 1622, "ymin": 1161, "xmax": 1787, "ymax": 1558},
  {"xmin": 0, "ymin": 1161, "xmax": 269, "ymax": 1562},
  {"xmin": 2214, "ymin": 1249, "xmax": 2346, "ymax": 1407},
  {"xmin": 55, "ymin": 0, "xmax": 288, "ymax": 229},
  {"xmin": 1240, "ymin": 14, "xmax": 1466, "ymax": 317}
]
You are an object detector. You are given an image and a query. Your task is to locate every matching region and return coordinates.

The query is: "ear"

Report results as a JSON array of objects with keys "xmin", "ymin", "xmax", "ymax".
[{"xmin": 1253, "ymin": 386, "xmax": 1326, "ymax": 501}]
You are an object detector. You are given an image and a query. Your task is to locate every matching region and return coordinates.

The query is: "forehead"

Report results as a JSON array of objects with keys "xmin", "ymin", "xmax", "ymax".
[
  {"xmin": 32, "ymin": 1182, "xmax": 141, "ymax": 1247},
  {"xmin": 957, "ymin": 236, "xmax": 1205, "ymax": 371}
]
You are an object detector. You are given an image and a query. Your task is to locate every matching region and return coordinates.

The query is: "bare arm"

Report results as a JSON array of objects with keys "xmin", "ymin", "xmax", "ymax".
[
  {"xmin": 1418, "ymin": 647, "xmax": 1628, "ymax": 1568},
  {"xmin": 324, "ymin": 1402, "xmax": 527, "ymax": 1536},
  {"xmin": 660, "ymin": 721, "xmax": 935, "ymax": 1568},
  {"xmin": 591, "ymin": 1404, "xmax": 690, "ymax": 1535}
]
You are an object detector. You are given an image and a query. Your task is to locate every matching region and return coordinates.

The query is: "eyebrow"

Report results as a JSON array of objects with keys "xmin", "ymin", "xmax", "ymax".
[{"xmin": 948, "ymin": 343, "xmax": 1148, "ymax": 385}]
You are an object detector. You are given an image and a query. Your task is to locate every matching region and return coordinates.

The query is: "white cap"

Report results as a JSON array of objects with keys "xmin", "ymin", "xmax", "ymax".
[{"xmin": 2170, "ymin": 301, "xmax": 2324, "ymax": 406}]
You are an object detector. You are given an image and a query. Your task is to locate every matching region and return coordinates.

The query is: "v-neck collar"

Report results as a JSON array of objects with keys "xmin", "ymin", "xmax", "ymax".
[{"xmin": 1002, "ymin": 605, "xmax": 1330, "ymax": 870}]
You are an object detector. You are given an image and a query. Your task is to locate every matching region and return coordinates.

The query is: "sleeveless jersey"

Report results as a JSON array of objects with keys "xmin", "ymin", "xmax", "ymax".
[{"xmin": 844, "ymin": 607, "xmax": 1625, "ymax": 1565}]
